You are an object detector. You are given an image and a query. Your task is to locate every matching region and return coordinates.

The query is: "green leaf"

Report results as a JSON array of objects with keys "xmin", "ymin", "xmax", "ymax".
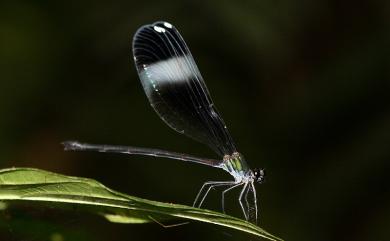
[{"xmin": 0, "ymin": 167, "xmax": 283, "ymax": 240}]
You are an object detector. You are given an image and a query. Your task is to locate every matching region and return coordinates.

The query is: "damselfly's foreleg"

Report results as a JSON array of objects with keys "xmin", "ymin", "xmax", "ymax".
[
  {"xmin": 244, "ymin": 182, "xmax": 251, "ymax": 209},
  {"xmin": 250, "ymin": 182, "xmax": 258, "ymax": 224},
  {"xmin": 242, "ymin": 182, "xmax": 259, "ymax": 224}
]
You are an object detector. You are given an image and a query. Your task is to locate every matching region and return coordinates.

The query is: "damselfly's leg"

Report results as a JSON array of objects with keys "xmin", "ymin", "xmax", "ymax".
[
  {"xmin": 238, "ymin": 182, "xmax": 249, "ymax": 220},
  {"xmin": 245, "ymin": 183, "xmax": 254, "ymax": 223},
  {"xmin": 244, "ymin": 182, "xmax": 251, "ymax": 209},
  {"xmin": 250, "ymin": 181, "xmax": 258, "ymax": 224},
  {"xmin": 193, "ymin": 181, "xmax": 235, "ymax": 208},
  {"xmin": 198, "ymin": 182, "xmax": 233, "ymax": 208},
  {"xmin": 221, "ymin": 183, "xmax": 243, "ymax": 213}
]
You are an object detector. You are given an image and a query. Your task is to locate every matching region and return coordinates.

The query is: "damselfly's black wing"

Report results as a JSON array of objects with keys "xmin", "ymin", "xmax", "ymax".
[{"xmin": 132, "ymin": 21, "xmax": 236, "ymax": 157}]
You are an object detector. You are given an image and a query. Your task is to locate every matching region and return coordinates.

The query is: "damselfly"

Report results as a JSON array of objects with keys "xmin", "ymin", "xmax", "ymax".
[{"xmin": 63, "ymin": 21, "xmax": 265, "ymax": 223}]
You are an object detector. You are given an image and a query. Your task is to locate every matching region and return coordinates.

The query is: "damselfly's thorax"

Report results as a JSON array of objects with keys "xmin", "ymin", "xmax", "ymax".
[
  {"xmin": 220, "ymin": 152, "xmax": 249, "ymax": 182},
  {"xmin": 220, "ymin": 152, "xmax": 265, "ymax": 184}
]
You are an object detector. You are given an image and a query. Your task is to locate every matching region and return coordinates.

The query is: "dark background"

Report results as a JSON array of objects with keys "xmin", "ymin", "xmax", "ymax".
[{"xmin": 0, "ymin": 1, "xmax": 389, "ymax": 241}]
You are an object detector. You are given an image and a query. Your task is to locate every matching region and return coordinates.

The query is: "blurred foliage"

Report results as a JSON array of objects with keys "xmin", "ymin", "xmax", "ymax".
[{"xmin": 0, "ymin": 0, "xmax": 389, "ymax": 241}]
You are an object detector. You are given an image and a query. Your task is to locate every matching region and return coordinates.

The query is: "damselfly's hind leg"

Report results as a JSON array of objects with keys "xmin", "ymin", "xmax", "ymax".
[
  {"xmin": 193, "ymin": 181, "xmax": 235, "ymax": 208},
  {"xmin": 221, "ymin": 183, "xmax": 243, "ymax": 213}
]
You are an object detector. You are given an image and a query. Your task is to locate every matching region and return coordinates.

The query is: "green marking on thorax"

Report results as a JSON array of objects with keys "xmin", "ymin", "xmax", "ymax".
[{"xmin": 222, "ymin": 153, "xmax": 249, "ymax": 173}]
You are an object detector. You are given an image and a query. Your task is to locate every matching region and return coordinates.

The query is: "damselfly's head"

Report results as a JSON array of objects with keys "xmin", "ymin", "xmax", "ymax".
[{"xmin": 252, "ymin": 168, "xmax": 265, "ymax": 183}]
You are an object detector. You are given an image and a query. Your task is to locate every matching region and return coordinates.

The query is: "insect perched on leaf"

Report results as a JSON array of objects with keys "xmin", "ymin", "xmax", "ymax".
[{"xmin": 63, "ymin": 21, "xmax": 265, "ymax": 224}]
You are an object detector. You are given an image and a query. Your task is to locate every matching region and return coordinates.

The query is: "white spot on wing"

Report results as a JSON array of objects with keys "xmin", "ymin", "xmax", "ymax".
[
  {"xmin": 153, "ymin": 26, "xmax": 165, "ymax": 33},
  {"xmin": 139, "ymin": 56, "xmax": 200, "ymax": 85},
  {"xmin": 163, "ymin": 22, "xmax": 172, "ymax": 28}
]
